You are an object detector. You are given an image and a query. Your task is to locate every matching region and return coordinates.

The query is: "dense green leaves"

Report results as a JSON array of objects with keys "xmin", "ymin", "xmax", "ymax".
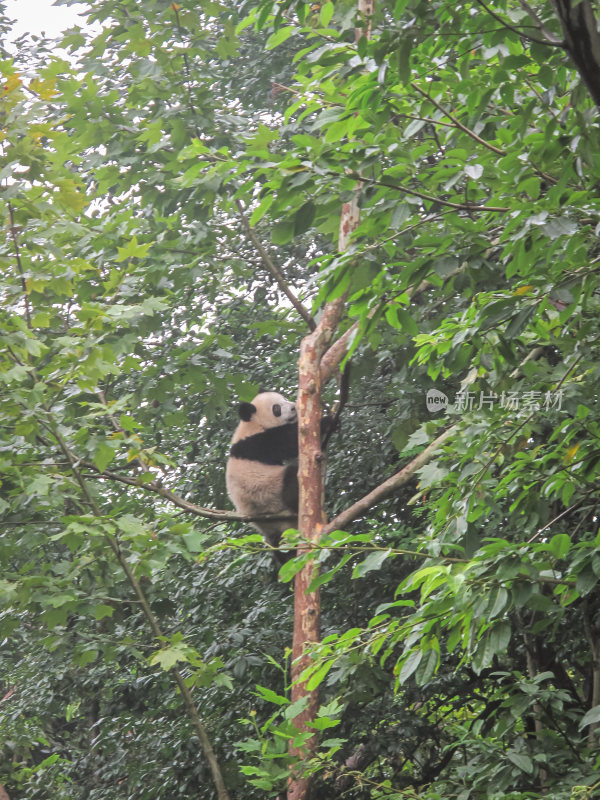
[{"xmin": 2, "ymin": 0, "xmax": 600, "ymax": 798}]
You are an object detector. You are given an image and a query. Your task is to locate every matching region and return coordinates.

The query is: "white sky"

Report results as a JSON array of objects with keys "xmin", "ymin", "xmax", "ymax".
[{"xmin": 5, "ymin": 0, "xmax": 88, "ymax": 41}]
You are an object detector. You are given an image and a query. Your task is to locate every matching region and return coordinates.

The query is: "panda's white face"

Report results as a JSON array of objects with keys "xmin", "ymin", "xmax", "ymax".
[{"xmin": 249, "ymin": 392, "xmax": 297, "ymax": 429}]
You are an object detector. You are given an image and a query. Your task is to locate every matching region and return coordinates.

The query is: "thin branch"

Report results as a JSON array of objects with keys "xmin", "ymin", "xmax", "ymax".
[
  {"xmin": 347, "ymin": 171, "xmax": 510, "ymax": 212},
  {"xmin": 518, "ymin": 0, "xmax": 564, "ymax": 44},
  {"xmin": 394, "ymin": 111, "xmax": 457, "ymax": 130},
  {"xmin": 319, "ymin": 265, "xmax": 459, "ymax": 385},
  {"xmin": 362, "ymin": 211, "xmax": 447, "ymax": 251},
  {"xmin": 171, "ymin": 4, "xmax": 201, "ymax": 138},
  {"xmin": 82, "ymin": 464, "xmax": 295, "ymax": 523},
  {"xmin": 475, "ymin": 0, "xmax": 563, "ymax": 46},
  {"xmin": 47, "ymin": 426, "xmax": 231, "ymax": 800},
  {"xmin": 7, "ymin": 201, "xmax": 32, "ymax": 329},
  {"xmin": 410, "ymin": 82, "xmax": 507, "ymax": 156},
  {"xmin": 236, "ymin": 198, "xmax": 316, "ymax": 331},
  {"xmin": 516, "ymin": 609, "xmax": 548, "ymax": 790},
  {"xmin": 322, "ymin": 425, "xmax": 457, "ymax": 536},
  {"xmin": 526, "ymin": 496, "xmax": 588, "ymax": 543},
  {"xmin": 472, "ymin": 352, "xmax": 583, "ymax": 492},
  {"xmin": 509, "ymin": 346, "xmax": 544, "ymax": 378},
  {"xmin": 320, "ymin": 320, "xmax": 360, "ymax": 385}
]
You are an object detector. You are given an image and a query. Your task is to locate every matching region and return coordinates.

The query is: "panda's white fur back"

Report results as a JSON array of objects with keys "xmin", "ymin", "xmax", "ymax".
[
  {"xmin": 226, "ymin": 392, "xmax": 298, "ymax": 551},
  {"xmin": 226, "ymin": 460, "xmax": 292, "ymax": 544}
]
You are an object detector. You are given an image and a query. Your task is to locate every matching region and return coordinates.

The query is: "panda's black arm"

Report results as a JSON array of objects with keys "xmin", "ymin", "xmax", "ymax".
[
  {"xmin": 321, "ymin": 364, "xmax": 349, "ymax": 450},
  {"xmin": 230, "ymin": 423, "xmax": 299, "ymax": 464},
  {"xmin": 320, "ymin": 414, "xmax": 338, "ymax": 449}
]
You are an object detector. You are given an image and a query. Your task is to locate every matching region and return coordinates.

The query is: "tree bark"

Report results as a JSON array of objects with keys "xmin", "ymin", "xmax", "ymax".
[
  {"xmin": 288, "ymin": 302, "xmax": 346, "ymax": 800},
  {"xmin": 551, "ymin": 1, "xmax": 600, "ymax": 108},
  {"xmin": 287, "ymin": 7, "xmax": 374, "ymax": 799}
]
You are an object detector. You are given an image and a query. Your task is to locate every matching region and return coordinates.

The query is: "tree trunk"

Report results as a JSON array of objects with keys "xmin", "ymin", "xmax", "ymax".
[
  {"xmin": 288, "ymin": 301, "xmax": 346, "ymax": 800},
  {"xmin": 551, "ymin": 1, "xmax": 600, "ymax": 108},
  {"xmin": 287, "ymin": 10, "xmax": 374, "ymax": 800}
]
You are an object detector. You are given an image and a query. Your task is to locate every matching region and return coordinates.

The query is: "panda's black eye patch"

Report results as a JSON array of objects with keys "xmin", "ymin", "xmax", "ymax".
[{"xmin": 272, "ymin": 404, "xmax": 282, "ymax": 417}]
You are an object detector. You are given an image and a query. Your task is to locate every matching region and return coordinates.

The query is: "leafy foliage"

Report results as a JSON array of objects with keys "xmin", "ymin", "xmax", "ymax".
[{"xmin": 2, "ymin": 1, "xmax": 600, "ymax": 799}]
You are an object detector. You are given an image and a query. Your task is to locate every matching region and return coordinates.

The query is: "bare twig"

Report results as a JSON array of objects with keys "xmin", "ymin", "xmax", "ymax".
[
  {"xmin": 518, "ymin": 0, "xmax": 564, "ymax": 44},
  {"xmin": 7, "ymin": 201, "xmax": 32, "ymax": 328},
  {"xmin": 82, "ymin": 462, "xmax": 294, "ymax": 523},
  {"xmin": 526, "ymin": 496, "xmax": 587, "ymax": 543},
  {"xmin": 322, "ymin": 425, "xmax": 457, "ymax": 535},
  {"xmin": 410, "ymin": 81, "xmax": 507, "ymax": 155},
  {"xmin": 236, "ymin": 199, "xmax": 316, "ymax": 331},
  {"xmin": 347, "ymin": 170, "xmax": 510, "ymax": 212},
  {"xmin": 320, "ymin": 266, "xmax": 458, "ymax": 385},
  {"xmin": 475, "ymin": 0, "xmax": 563, "ymax": 46},
  {"xmin": 517, "ymin": 609, "xmax": 548, "ymax": 789},
  {"xmin": 171, "ymin": 4, "xmax": 201, "ymax": 138}
]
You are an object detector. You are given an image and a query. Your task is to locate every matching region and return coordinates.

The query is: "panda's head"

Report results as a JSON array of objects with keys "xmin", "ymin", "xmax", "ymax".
[{"xmin": 236, "ymin": 391, "xmax": 296, "ymax": 436}]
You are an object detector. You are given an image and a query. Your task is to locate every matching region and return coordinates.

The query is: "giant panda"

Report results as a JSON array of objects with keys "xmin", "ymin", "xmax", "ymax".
[{"xmin": 226, "ymin": 391, "xmax": 300, "ymax": 562}]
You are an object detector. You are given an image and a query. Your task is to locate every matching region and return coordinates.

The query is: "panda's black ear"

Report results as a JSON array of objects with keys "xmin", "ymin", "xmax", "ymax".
[{"xmin": 238, "ymin": 402, "xmax": 256, "ymax": 421}]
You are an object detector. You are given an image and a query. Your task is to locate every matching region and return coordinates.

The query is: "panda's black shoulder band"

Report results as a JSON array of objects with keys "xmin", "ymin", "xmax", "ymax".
[{"xmin": 230, "ymin": 423, "xmax": 298, "ymax": 465}]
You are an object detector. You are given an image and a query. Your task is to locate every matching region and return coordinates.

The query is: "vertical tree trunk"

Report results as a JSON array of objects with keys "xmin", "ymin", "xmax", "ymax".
[
  {"xmin": 288, "ymin": 302, "xmax": 345, "ymax": 800},
  {"xmin": 551, "ymin": 0, "xmax": 600, "ymax": 109},
  {"xmin": 287, "ymin": 10, "xmax": 374, "ymax": 800}
]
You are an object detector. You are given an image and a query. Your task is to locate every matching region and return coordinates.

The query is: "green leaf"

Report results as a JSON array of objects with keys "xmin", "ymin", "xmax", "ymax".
[
  {"xmin": 504, "ymin": 305, "xmax": 536, "ymax": 339},
  {"xmin": 249, "ymin": 194, "xmax": 274, "ymax": 226},
  {"xmin": 579, "ymin": 704, "xmax": 600, "ymax": 730},
  {"xmin": 182, "ymin": 530, "xmax": 208, "ymax": 552},
  {"xmin": 254, "ymin": 685, "xmax": 289, "ymax": 706},
  {"xmin": 386, "ymin": 306, "xmax": 418, "ymax": 335},
  {"xmin": 294, "ymin": 201, "xmax": 316, "ymax": 236},
  {"xmin": 265, "ymin": 26, "xmax": 293, "ymax": 50},
  {"xmin": 487, "ymin": 587, "xmax": 509, "ymax": 619},
  {"xmin": 93, "ymin": 442, "xmax": 115, "ymax": 473},
  {"xmin": 395, "ymin": 38, "xmax": 412, "ymax": 83},
  {"xmin": 507, "ymin": 751, "xmax": 534, "ymax": 774},
  {"xmin": 415, "ymin": 648, "xmax": 438, "ymax": 684},
  {"xmin": 271, "ymin": 220, "xmax": 294, "ymax": 244},
  {"xmin": 576, "ymin": 566, "xmax": 597, "ymax": 596},
  {"xmin": 320, "ymin": 2, "xmax": 334, "ymax": 27},
  {"xmin": 398, "ymin": 649, "xmax": 422, "ymax": 683},
  {"xmin": 352, "ymin": 549, "xmax": 392, "ymax": 578},
  {"xmin": 77, "ymin": 648, "xmax": 99, "ymax": 667},
  {"xmin": 394, "ymin": 0, "xmax": 410, "ymax": 18},
  {"xmin": 481, "ymin": 621, "xmax": 511, "ymax": 666},
  {"xmin": 324, "ymin": 117, "xmax": 352, "ymax": 143},
  {"xmin": 305, "ymin": 659, "xmax": 334, "ymax": 691},
  {"xmin": 278, "ymin": 553, "xmax": 310, "ymax": 582},
  {"xmin": 116, "ymin": 235, "xmax": 151, "ymax": 261},
  {"xmin": 548, "ymin": 533, "xmax": 571, "ymax": 559},
  {"xmin": 93, "ymin": 604, "xmax": 114, "ymax": 620}
]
